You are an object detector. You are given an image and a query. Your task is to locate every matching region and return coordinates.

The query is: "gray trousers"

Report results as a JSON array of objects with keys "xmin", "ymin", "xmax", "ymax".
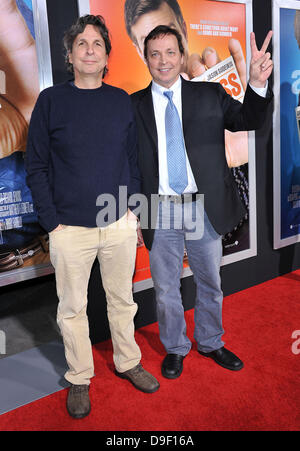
[{"xmin": 149, "ymin": 197, "xmax": 224, "ymax": 355}]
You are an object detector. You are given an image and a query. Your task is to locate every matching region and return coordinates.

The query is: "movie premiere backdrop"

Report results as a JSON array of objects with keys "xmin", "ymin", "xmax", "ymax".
[
  {"xmin": 0, "ymin": 0, "xmax": 52, "ymax": 287},
  {"xmin": 0, "ymin": 0, "xmax": 255, "ymax": 291},
  {"xmin": 273, "ymin": 0, "xmax": 300, "ymax": 249}
]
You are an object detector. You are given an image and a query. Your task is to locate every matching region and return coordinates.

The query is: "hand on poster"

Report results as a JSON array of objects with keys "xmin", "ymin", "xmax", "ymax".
[
  {"xmin": 249, "ymin": 31, "xmax": 273, "ymax": 88},
  {"xmin": 185, "ymin": 38, "xmax": 248, "ymax": 168},
  {"xmin": 186, "ymin": 38, "xmax": 247, "ymax": 91},
  {"xmin": 0, "ymin": 0, "xmax": 39, "ymax": 159}
]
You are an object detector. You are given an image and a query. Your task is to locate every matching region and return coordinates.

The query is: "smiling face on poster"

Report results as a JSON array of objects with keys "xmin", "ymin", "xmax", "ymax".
[{"xmin": 126, "ymin": 1, "xmax": 189, "ymax": 70}]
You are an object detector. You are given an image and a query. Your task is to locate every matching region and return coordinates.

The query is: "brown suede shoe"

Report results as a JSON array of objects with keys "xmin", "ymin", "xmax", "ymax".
[
  {"xmin": 115, "ymin": 363, "xmax": 160, "ymax": 393},
  {"xmin": 66, "ymin": 384, "xmax": 91, "ymax": 419}
]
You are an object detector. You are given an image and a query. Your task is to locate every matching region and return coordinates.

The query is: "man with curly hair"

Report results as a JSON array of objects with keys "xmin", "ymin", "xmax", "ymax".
[{"xmin": 26, "ymin": 15, "xmax": 159, "ymax": 420}]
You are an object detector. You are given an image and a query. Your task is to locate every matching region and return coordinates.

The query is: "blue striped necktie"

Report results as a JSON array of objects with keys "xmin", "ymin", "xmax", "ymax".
[{"xmin": 164, "ymin": 90, "xmax": 188, "ymax": 194}]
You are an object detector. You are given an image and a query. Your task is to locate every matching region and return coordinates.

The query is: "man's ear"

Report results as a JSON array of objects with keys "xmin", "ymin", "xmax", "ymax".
[
  {"xmin": 182, "ymin": 19, "xmax": 188, "ymax": 41},
  {"xmin": 68, "ymin": 51, "xmax": 73, "ymax": 65}
]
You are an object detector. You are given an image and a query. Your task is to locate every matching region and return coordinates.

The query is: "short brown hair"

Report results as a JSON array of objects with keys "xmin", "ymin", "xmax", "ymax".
[{"xmin": 143, "ymin": 25, "xmax": 185, "ymax": 60}]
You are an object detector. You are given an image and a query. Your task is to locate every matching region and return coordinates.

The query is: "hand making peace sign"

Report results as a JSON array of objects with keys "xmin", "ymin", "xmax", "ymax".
[{"xmin": 249, "ymin": 30, "xmax": 273, "ymax": 88}]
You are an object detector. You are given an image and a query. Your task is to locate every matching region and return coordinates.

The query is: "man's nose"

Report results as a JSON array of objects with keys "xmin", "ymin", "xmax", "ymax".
[
  {"xmin": 86, "ymin": 45, "xmax": 94, "ymax": 54},
  {"xmin": 159, "ymin": 54, "xmax": 167, "ymax": 64}
]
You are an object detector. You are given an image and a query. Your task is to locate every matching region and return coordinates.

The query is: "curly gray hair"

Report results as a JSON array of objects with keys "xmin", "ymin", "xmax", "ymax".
[{"xmin": 63, "ymin": 15, "xmax": 111, "ymax": 78}]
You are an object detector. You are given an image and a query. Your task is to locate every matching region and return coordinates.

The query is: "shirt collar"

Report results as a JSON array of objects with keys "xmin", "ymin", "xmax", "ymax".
[{"xmin": 151, "ymin": 76, "xmax": 182, "ymax": 96}]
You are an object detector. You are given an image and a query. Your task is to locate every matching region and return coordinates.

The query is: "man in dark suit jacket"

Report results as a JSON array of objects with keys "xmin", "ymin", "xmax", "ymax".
[{"xmin": 131, "ymin": 25, "xmax": 273, "ymax": 379}]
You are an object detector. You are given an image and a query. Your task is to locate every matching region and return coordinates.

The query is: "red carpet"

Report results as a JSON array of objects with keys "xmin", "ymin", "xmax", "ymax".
[{"xmin": 0, "ymin": 271, "xmax": 299, "ymax": 431}]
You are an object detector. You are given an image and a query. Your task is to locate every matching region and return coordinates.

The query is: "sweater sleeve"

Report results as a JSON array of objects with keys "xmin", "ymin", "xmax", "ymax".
[
  {"xmin": 25, "ymin": 90, "xmax": 60, "ymax": 232},
  {"xmin": 126, "ymin": 104, "xmax": 141, "ymax": 199}
]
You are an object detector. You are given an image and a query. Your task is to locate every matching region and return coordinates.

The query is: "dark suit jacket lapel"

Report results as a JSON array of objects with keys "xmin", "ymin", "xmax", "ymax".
[
  {"xmin": 181, "ymin": 77, "xmax": 197, "ymax": 154},
  {"xmin": 137, "ymin": 82, "xmax": 158, "ymax": 152}
]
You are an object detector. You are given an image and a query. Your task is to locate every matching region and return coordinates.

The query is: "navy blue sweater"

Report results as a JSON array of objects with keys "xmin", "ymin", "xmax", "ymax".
[{"xmin": 25, "ymin": 81, "xmax": 140, "ymax": 232}]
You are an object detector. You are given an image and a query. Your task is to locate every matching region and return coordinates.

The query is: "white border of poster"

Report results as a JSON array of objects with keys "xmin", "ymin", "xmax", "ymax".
[
  {"xmin": 0, "ymin": 0, "xmax": 53, "ymax": 287},
  {"xmin": 273, "ymin": 0, "xmax": 300, "ymax": 249},
  {"xmin": 77, "ymin": 0, "xmax": 256, "ymax": 292},
  {"xmin": 32, "ymin": 0, "xmax": 53, "ymax": 91},
  {"xmin": 213, "ymin": 0, "xmax": 257, "ymax": 267}
]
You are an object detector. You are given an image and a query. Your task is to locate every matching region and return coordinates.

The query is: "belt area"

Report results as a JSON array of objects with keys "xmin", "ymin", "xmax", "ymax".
[
  {"xmin": 0, "ymin": 235, "xmax": 49, "ymax": 272},
  {"xmin": 158, "ymin": 193, "xmax": 199, "ymax": 203}
]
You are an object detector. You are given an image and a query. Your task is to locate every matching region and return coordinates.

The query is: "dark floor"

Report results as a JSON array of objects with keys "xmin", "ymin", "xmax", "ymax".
[{"xmin": 0, "ymin": 275, "xmax": 61, "ymax": 359}]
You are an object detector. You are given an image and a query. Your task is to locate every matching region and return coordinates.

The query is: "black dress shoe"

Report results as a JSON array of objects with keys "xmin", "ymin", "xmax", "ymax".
[
  {"xmin": 198, "ymin": 347, "xmax": 244, "ymax": 371},
  {"xmin": 162, "ymin": 354, "xmax": 185, "ymax": 379}
]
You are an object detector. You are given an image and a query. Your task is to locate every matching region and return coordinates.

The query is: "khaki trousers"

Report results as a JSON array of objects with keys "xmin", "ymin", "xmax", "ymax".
[{"xmin": 49, "ymin": 214, "xmax": 141, "ymax": 385}]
